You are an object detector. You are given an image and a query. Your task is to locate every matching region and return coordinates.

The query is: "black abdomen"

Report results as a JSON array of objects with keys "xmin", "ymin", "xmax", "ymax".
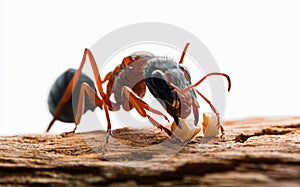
[{"xmin": 47, "ymin": 69, "xmax": 97, "ymax": 122}]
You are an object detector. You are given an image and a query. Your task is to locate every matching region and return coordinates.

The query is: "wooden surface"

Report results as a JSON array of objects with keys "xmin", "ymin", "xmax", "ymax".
[{"xmin": 0, "ymin": 116, "xmax": 299, "ymax": 186}]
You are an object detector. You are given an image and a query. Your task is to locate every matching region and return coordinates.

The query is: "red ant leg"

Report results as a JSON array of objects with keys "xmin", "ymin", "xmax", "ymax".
[
  {"xmin": 46, "ymin": 49, "xmax": 113, "ymax": 140},
  {"xmin": 60, "ymin": 83, "xmax": 104, "ymax": 136},
  {"xmin": 102, "ymin": 72, "xmax": 112, "ymax": 83},
  {"xmin": 121, "ymin": 86, "xmax": 184, "ymax": 141},
  {"xmin": 122, "ymin": 86, "xmax": 170, "ymax": 122},
  {"xmin": 194, "ymin": 88, "xmax": 225, "ymax": 136},
  {"xmin": 169, "ymin": 73, "xmax": 231, "ymax": 137}
]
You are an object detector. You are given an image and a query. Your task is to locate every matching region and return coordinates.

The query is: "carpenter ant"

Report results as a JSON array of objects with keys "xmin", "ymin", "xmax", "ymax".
[{"xmin": 47, "ymin": 43, "xmax": 231, "ymax": 148}]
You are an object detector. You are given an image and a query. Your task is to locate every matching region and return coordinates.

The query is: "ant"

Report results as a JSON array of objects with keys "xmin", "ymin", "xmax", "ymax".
[{"xmin": 47, "ymin": 43, "xmax": 231, "ymax": 149}]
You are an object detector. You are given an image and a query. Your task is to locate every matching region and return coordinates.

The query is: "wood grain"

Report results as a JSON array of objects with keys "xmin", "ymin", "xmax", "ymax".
[{"xmin": 0, "ymin": 116, "xmax": 299, "ymax": 186}]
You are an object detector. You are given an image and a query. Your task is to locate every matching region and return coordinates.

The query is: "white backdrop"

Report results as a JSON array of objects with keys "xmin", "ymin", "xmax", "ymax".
[{"xmin": 0, "ymin": 0, "xmax": 299, "ymax": 135}]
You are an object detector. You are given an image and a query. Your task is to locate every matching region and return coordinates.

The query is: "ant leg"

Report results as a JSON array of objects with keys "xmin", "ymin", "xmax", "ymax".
[
  {"xmin": 122, "ymin": 86, "xmax": 170, "ymax": 122},
  {"xmin": 194, "ymin": 88, "xmax": 225, "ymax": 137},
  {"xmin": 59, "ymin": 82, "xmax": 112, "ymax": 153},
  {"xmin": 121, "ymin": 86, "xmax": 182, "ymax": 142},
  {"xmin": 60, "ymin": 83, "xmax": 104, "ymax": 137},
  {"xmin": 102, "ymin": 72, "xmax": 112, "ymax": 84},
  {"xmin": 46, "ymin": 49, "xmax": 113, "ymax": 138},
  {"xmin": 81, "ymin": 49, "xmax": 113, "ymax": 141},
  {"xmin": 147, "ymin": 115, "xmax": 182, "ymax": 142},
  {"xmin": 169, "ymin": 72, "xmax": 230, "ymax": 137}
]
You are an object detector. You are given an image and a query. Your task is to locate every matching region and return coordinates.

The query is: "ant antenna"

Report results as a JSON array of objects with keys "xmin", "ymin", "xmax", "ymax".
[
  {"xmin": 183, "ymin": 73, "xmax": 231, "ymax": 93},
  {"xmin": 178, "ymin": 43, "xmax": 190, "ymax": 64}
]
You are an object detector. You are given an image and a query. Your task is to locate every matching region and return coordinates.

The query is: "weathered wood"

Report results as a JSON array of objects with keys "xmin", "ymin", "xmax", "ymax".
[{"xmin": 0, "ymin": 116, "xmax": 299, "ymax": 186}]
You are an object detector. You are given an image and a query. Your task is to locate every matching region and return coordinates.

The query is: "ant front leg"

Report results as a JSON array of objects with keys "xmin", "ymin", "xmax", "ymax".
[
  {"xmin": 194, "ymin": 89, "xmax": 225, "ymax": 137},
  {"xmin": 172, "ymin": 72, "xmax": 231, "ymax": 138},
  {"xmin": 121, "ymin": 86, "xmax": 182, "ymax": 142}
]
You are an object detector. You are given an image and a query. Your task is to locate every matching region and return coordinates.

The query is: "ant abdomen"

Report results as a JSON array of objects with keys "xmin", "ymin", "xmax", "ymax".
[{"xmin": 48, "ymin": 69, "xmax": 97, "ymax": 122}]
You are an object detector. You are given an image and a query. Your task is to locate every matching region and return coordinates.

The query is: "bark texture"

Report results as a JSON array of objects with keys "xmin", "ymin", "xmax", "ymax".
[{"xmin": 0, "ymin": 116, "xmax": 299, "ymax": 186}]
